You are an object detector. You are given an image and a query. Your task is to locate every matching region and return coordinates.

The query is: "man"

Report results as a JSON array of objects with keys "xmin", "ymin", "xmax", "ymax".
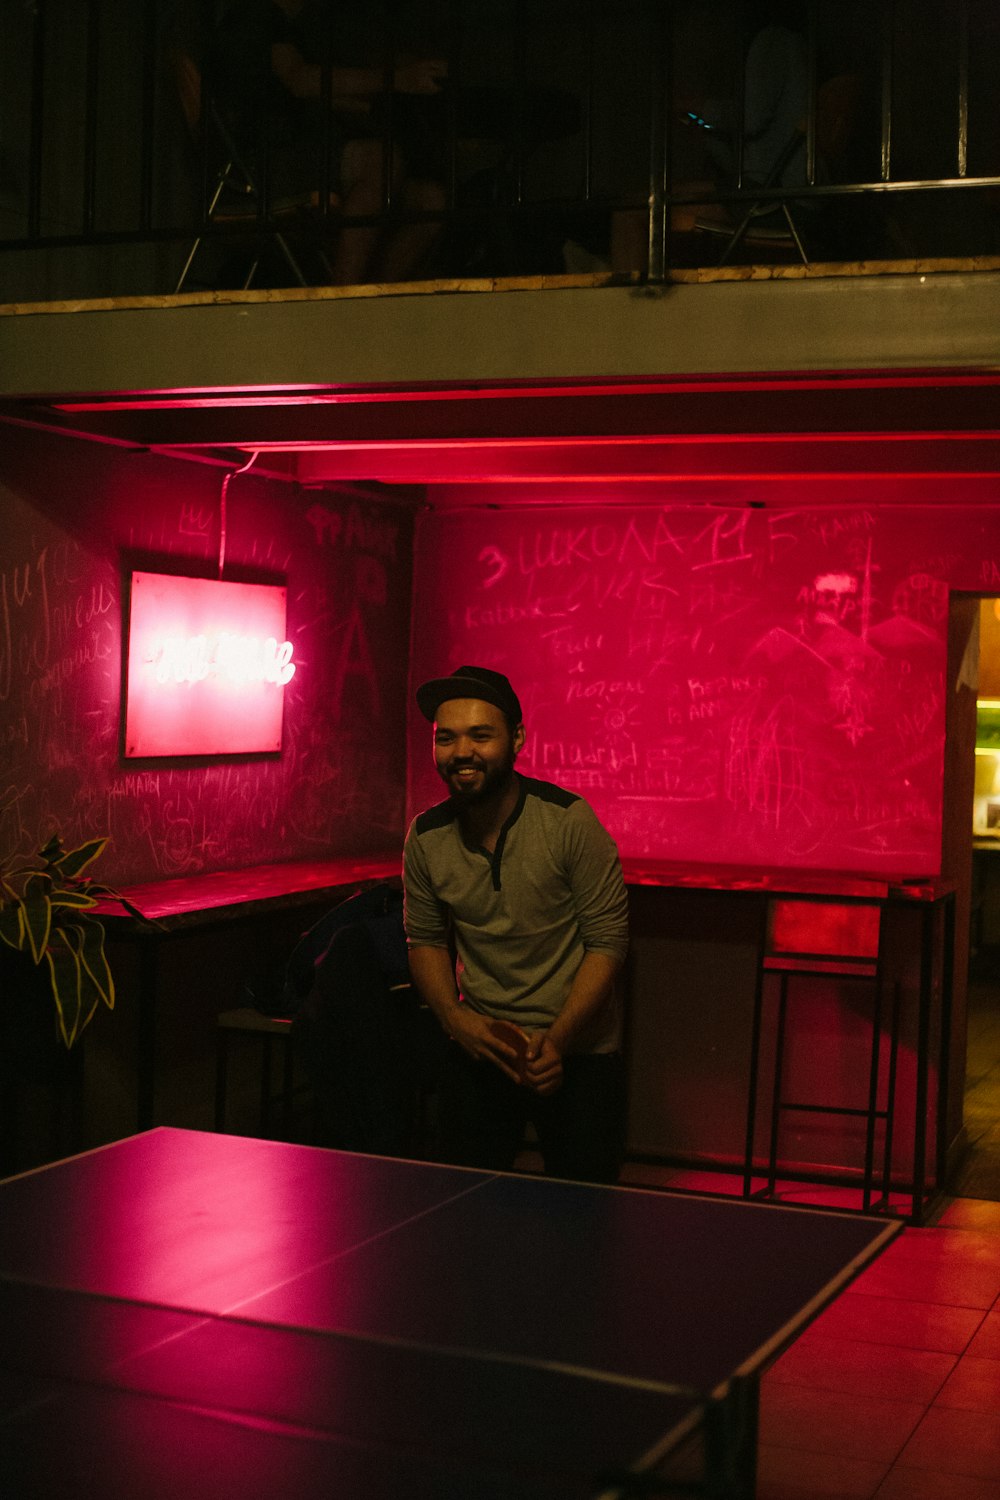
[
  {"xmin": 698, "ymin": 3, "xmax": 810, "ymax": 198},
  {"xmin": 403, "ymin": 664, "xmax": 629, "ymax": 1183}
]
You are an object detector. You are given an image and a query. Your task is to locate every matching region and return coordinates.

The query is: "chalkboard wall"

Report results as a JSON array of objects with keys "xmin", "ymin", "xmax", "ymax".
[
  {"xmin": 408, "ymin": 497, "xmax": 998, "ymax": 876},
  {"xmin": 1, "ymin": 428, "xmax": 415, "ymax": 885},
  {"xmin": 5, "ymin": 432, "xmax": 997, "ymax": 886}
]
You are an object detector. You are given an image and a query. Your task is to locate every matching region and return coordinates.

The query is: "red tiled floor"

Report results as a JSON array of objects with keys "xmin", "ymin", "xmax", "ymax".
[
  {"xmin": 895, "ymin": 1407, "xmax": 1000, "ymax": 1481},
  {"xmin": 933, "ymin": 1354, "xmax": 1000, "ymax": 1412},
  {"xmin": 621, "ymin": 1165, "xmax": 916, "ymax": 1217},
  {"xmin": 851, "ymin": 1243, "xmax": 1000, "ymax": 1308},
  {"xmin": 903, "ymin": 1239, "xmax": 1000, "ymax": 1281},
  {"xmin": 869, "ymin": 1226, "xmax": 1000, "ymax": 1269},
  {"xmin": 619, "ymin": 1165, "xmax": 745, "ymax": 1195},
  {"xmin": 765, "ymin": 1332, "xmax": 956, "ymax": 1403},
  {"xmin": 759, "ymin": 1383, "xmax": 926, "ymax": 1463},
  {"xmin": 934, "ymin": 1198, "xmax": 1000, "ymax": 1232},
  {"xmin": 757, "ymin": 1443, "xmax": 889, "ymax": 1500},
  {"xmin": 759, "ymin": 1182, "xmax": 914, "ymax": 1215},
  {"xmin": 965, "ymin": 1308, "xmax": 1000, "ymax": 1360},
  {"xmin": 874, "ymin": 1466, "xmax": 1000, "ymax": 1498},
  {"xmin": 809, "ymin": 1290, "xmax": 986, "ymax": 1354}
]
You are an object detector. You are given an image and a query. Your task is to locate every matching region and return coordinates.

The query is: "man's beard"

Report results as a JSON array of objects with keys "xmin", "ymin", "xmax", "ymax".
[{"xmin": 439, "ymin": 751, "xmax": 516, "ymax": 805}]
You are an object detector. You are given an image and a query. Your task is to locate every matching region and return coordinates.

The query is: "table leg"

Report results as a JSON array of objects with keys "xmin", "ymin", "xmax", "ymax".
[
  {"xmin": 136, "ymin": 937, "xmax": 159, "ymax": 1132},
  {"xmin": 704, "ymin": 1373, "xmax": 758, "ymax": 1499},
  {"xmin": 742, "ymin": 894, "xmax": 768, "ymax": 1197}
]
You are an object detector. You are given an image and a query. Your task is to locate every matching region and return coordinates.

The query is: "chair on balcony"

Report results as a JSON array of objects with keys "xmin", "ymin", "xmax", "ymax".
[
  {"xmin": 168, "ymin": 49, "xmax": 334, "ymax": 294},
  {"xmin": 699, "ymin": 72, "xmax": 863, "ymax": 266}
]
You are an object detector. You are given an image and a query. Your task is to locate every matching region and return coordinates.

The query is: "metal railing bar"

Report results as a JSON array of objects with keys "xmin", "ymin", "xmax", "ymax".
[
  {"xmin": 379, "ymin": 0, "xmax": 396, "ymax": 216},
  {"xmin": 512, "ymin": 0, "xmax": 526, "ymax": 210},
  {"xmin": 5, "ymin": 0, "xmax": 1000, "ymax": 281},
  {"xmin": 5, "ymin": 167, "xmax": 1000, "ymax": 260},
  {"xmin": 138, "ymin": 0, "xmax": 158, "ymax": 233},
  {"xmin": 26, "ymin": 0, "xmax": 46, "ymax": 241},
  {"xmin": 880, "ymin": 0, "xmax": 894, "ymax": 183},
  {"xmin": 645, "ymin": 2, "xmax": 669, "ymax": 283},
  {"xmin": 315, "ymin": 0, "xmax": 335, "ymax": 223},
  {"xmin": 956, "ymin": 0, "xmax": 969, "ymax": 178},
  {"xmin": 804, "ymin": 0, "xmax": 818, "ymax": 188},
  {"xmin": 580, "ymin": 0, "xmax": 595, "ymax": 207},
  {"xmin": 82, "ymin": 0, "xmax": 101, "ymax": 235}
]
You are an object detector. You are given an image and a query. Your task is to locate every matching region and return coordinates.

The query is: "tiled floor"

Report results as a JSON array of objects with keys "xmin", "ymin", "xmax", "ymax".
[
  {"xmin": 755, "ymin": 1195, "xmax": 1000, "ymax": 1499},
  {"xmin": 949, "ymin": 978, "xmax": 1000, "ymax": 1202}
]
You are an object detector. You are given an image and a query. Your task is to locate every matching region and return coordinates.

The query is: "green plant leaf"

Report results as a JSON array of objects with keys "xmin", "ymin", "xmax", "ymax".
[
  {"xmin": 50, "ymin": 890, "xmax": 99, "ymax": 911},
  {"xmin": 44, "ymin": 935, "xmax": 84, "ymax": 1048},
  {"xmin": 0, "ymin": 901, "xmax": 25, "ymax": 950},
  {"xmin": 1, "ymin": 866, "xmax": 33, "ymax": 900},
  {"xmin": 4, "ymin": 828, "xmax": 157, "ymax": 1046},
  {"xmin": 52, "ymin": 838, "xmax": 108, "ymax": 880},
  {"xmin": 38, "ymin": 833, "xmax": 63, "ymax": 863},
  {"xmin": 20, "ymin": 876, "xmax": 53, "ymax": 964},
  {"xmin": 76, "ymin": 915, "xmax": 115, "ymax": 1014}
]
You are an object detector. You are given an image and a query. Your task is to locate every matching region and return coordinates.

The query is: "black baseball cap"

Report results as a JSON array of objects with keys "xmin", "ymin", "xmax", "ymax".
[{"xmin": 416, "ymin": 665, "xmax": 523, "ymax": 724}]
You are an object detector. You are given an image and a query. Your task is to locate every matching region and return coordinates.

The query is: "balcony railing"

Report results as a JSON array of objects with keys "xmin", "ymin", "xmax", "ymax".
[{"xmin": 1, "ymin": 0, "xmax": 999, "ymax": 303}]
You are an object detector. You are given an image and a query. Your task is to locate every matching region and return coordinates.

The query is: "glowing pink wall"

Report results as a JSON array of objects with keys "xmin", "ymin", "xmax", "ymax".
[
  {"xmin": 1, "ymin": 428, "xmax": 414, "ymax": 885},
  {"xmin": 408, "ymin": 494, "xmax": 998, "ymax": 876},
  {"xmin": 5, "ymin": 423, "xmax": 998, "ymax": 889}
]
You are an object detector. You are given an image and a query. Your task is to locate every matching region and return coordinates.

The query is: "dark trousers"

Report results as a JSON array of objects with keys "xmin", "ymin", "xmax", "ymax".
[{"xmin": 439, "ymin": 1045, "xmax": 626, "ymax": 1185}]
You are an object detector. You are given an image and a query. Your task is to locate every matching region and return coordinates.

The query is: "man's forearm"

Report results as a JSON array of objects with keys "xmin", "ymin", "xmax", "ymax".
[
  {"xmin": 409, "ymin": 943, "xmax": 523, "ymax": 1079},
  {"xmin": 546, "ymin": 950, "xmax": 622, "ymax": 1056},
  {"xmin": 408, "ymin": 944, "xmax": 461, "ymax": 1034}
]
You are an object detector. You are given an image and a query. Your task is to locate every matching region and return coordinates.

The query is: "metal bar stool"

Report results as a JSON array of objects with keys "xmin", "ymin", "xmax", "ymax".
[
  {"xmin": 215, "ymin": 1008, "xmax": 296, "ymax": 1137},
  {"xmin": 747, "ymin": 897, "xmax": 900, "ymax": 1213}
]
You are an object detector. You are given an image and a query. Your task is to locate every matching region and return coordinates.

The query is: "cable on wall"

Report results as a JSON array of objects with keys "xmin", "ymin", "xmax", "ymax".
[{"xmin": 218, "ymin": 451, "xmax": 259, "ymax": 579}]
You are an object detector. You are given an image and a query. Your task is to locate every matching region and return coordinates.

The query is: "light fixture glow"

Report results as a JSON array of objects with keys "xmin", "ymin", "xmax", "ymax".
[
  {"xmin": 151, "ymin": 632, "xmax": 295, "ymax": 686},
  {"xmin": 124, "ymin": 572, "xmax": 294, "ymax": 757}
]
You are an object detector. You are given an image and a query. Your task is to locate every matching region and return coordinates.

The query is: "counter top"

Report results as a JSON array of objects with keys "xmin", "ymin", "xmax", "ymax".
[
  {"xmin": 95, "ymin": 853, "xmax": 402, "ymax": 929},
  {"xmin": 620, "ymin": 859, "xmax": 953, "ymax": 902},
  {"xmin": 95, "ymin": 852, "xmax": 954, "ymax": 931}
]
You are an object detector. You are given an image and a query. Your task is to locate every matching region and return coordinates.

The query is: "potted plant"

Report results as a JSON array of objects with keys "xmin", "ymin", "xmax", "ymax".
[
  {"xmin": 0, "ymin": 821, "xmax": 146, "ymax": 1174},
  {"xmin": 0, "ymin": 830, "xmax": 135, "ymax": 1048}
]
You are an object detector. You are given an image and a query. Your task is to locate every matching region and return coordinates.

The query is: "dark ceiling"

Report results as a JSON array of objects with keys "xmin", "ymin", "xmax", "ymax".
[{"xmin": 2, "ymin": 368, "xmax": 1000, "ymax": 497}]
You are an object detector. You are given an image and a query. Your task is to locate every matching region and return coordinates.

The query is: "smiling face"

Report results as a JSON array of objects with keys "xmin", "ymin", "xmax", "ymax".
[{"xmin": 433, "ymin": 697, "xmax": 525, "ymax": 806}]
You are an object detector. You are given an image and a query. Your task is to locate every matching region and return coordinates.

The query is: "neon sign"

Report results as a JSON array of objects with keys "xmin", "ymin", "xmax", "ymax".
[
  {"xmin": 151, "ymin": 633, "xmax": 295, "ymax": 686},
  {"xmin": 124, "ymin": 573, "xmax": 295, "ymax": 757}
]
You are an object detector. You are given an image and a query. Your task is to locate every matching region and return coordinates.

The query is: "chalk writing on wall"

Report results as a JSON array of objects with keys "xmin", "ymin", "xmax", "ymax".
[
  {"xmin": 2, "ymin": 437, "xmax": 412, "ymax": 885},
  {"xmin": 408, "ymin": 503, "xmax": 980, "ymax": 876}
]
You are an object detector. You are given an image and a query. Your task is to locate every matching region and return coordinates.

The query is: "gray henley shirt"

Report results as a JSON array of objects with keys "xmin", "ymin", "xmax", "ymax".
[{"xmin": 403, "ymin": 774, "xmax": 629, "ymax": 1052}]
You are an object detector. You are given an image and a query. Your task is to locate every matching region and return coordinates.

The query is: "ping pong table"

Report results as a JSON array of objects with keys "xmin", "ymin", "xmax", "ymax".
[{"xmin": 0, "ymin": 1128, "xmax": 899, "ymax": 1499}]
